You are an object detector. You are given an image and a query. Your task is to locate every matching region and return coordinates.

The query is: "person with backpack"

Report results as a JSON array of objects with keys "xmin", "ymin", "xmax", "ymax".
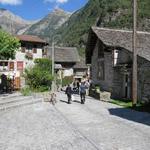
[
  {"xmin": 79, "ymin": 82, "xmax": 87, "ymax": 104},
  {"xmin": 65, "ymin": 84, "xmax": 72, "ymax": 104}
]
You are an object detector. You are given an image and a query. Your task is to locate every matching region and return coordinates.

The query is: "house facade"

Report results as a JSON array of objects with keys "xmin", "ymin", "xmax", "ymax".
[
  {"xmin": 47, "ymin": 47, "xmax": 80, "ymax": 78},
  {"xmin": 0, "ymin": 35, "xmax": 47, "ymax": 89},
  {"xmin": 16, "ymin": 35, "xmax": 48, "ymax": 70},
  {"xmin": 73, "ymin": 60, "xmax": 88, "ymax": 81},
  {"xmin": 86, "ymin": 27, "xmax": 150, "ymax": 103}
]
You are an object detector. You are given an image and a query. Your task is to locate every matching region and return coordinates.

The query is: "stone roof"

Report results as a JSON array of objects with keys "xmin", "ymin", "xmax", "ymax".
[
  {"xmin": 16, "ymin": 35, "xmax": 47, "ymax": 44},
  {"xmin": 48, "ymin": 47, "xmax": 80, "ymax": 63},
  {"xmin": 86, "ymin": 26, "xmax": 150, "ymax": 63}
]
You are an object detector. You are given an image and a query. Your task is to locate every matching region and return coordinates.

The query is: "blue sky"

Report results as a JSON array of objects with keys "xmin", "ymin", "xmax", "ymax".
[{"xmin": 0, "ymin": 0, "xmax": 88, "ymax": 20}]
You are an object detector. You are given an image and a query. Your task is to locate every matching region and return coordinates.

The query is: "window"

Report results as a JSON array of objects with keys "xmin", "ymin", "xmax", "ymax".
[
  {"xmin": 0, "ymin": 62, "xmax": 8, "ymax": 71},
  {"xmin": 97, "ymin": 61, "xmax": 105, "ymax": 80},
  {"xmin": 33, "ymin": 45, "xmax": 37, "ymax": 53},
  {"xmin": 113, "ymin": 49, "xmax": 119, "ymax": 66},
  {"xmin": 17, "ymin": 61, "xmax": 24, "ymax": 71},
  {"xmin": 26, "ymin": 44, "xmax": 33, "ymax": 53},
  {"xmin": 21, "ymin": 47, "xmax": 26, "ymax": 53},
  {"xmin": 9, "ymin": 62, "xmax": 14, "ymax": 71},
  {"xmin": 42, "ymin": 49, "xmax": 47, "ymax": 56}
]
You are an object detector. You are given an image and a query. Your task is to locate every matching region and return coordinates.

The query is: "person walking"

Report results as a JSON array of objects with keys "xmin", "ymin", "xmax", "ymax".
[
  {"xmin": 65, "ymin": 84, "xmax": 72, "ymax": 104},
  {"xmin": 79, "ymin": 82, "xmax": 87, "ymax": 104},
  {"xmin": 85, "ymin": 80, "xmax": 90, "ymax": 96}
]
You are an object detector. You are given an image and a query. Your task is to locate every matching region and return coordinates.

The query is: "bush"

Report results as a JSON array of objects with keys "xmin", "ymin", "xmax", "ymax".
[
  {"xmin": 95, "ymin": 85, "xmax": 100, "ymax": 93},
  {"xmin": 62, "ymin": 76, "xmax": 73, "ymax": 87},
  {"xmin": 24, "ymin": 58, "xmax": 53, "ymax": 92}
]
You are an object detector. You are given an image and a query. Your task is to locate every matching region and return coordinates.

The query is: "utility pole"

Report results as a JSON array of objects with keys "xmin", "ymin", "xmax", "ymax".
[
  {"xmin": 51, "ymin": 40, "xmax": 55, "ymax": 92},
  {"xmin": 132, "ymin": 0, "xmax": 138, "ymax": 107}
]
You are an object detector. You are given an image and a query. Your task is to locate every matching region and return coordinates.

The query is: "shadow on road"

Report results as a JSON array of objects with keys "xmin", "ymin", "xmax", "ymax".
[
  {"xmin": 60, "ymin": 99, "xmax": 81, "ymax": 104},
  {"xmin": 108, "ymin": 108, "xmax": 150, "ymax": 126},
  {"xmin": 73, "ymin": 100, "xmax": 81, "ymax": 104},
  {"xmin": 60, "ymin": 100, "xmax": 68, "ymax": 104}
]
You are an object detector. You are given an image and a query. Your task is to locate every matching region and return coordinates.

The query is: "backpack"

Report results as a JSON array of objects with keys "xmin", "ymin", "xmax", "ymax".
[
  {"xmin": 80, "ymin": 85, "xmax": 86, "ymax": 94},
  {"xmin": 66, "ymin": 86, "xmax": 72, "ymax": 95}
]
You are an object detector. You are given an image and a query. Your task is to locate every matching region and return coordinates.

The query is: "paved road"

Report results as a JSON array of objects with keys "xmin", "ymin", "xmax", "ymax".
[{"xmin": 0, "ymin": 92, "xmax": 150, "ymax": 150}]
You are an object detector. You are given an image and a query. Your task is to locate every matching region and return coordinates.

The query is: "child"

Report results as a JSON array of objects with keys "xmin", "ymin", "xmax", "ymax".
[
  {"xmin": 65, "ymin": 84, "xmax": 72, "ymax": 104},
  {"xmin": 50, "ymin": 93, "xmax": 57, "ymax": 105}
]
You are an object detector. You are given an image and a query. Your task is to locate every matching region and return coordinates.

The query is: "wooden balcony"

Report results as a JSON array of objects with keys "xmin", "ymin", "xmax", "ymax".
[{"xmin": 25, "ymin": 52, "xmax": 33, "ymax": 60}]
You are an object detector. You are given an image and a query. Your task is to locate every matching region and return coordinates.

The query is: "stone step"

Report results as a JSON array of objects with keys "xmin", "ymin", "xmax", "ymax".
[
  {"xmin": 0, "ymin": 92, "xmax": 22, "ymax": 100},
  {"xmin": 0, "ymin": 97, "xmax": 43, "ymax": 111},
  {"xmin": 0, "ymin": 96, "xmax": 33, "ymax": 105}
]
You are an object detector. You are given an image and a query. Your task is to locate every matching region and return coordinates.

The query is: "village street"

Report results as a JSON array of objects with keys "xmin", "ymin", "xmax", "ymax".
[{"xmin": 0, "ymin": 92, "xmax": 150, "ymax": 150}]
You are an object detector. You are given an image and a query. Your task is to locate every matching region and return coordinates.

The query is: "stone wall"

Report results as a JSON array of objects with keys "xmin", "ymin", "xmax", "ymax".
[
  {"xmin": 112, "ymin": 49, "xmax": 132, "ymax": 99},
  {"xmin": 91, "ymin": 40, "xmax": 113, "ymax": 92},
  {"xmin": 112, "ymin": 68, "xmax": 124, "ymax": 99},
  {"xmin": 91, "ymin": 40, "xmax": 150, "ymax": 102},
  {"xmin": 138, "ymin": 57, "xmax": 150, "ymax": 103}
]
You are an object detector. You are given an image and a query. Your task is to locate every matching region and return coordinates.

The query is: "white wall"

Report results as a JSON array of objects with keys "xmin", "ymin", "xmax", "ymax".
[
  {"xmin": 15, "ymin": 47, "xmax": 43, "ymax": 69},
  {"xmin": 63, "ymin": 68, "xmax": 74, "ymax": 77}
]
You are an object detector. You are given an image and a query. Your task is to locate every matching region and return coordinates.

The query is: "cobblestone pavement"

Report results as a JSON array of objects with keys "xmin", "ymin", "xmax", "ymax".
[{"xmin": 0, "ymin": 92, "xmax": 150, "ymax": 150}]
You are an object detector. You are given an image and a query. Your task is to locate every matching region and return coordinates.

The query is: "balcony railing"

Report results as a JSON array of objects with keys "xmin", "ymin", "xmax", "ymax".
[{"xmin": 0, "ymin": 66, "xmax": 9, "ymax": 72}]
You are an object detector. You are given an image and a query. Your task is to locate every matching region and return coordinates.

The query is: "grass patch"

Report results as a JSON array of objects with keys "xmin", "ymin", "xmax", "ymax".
[
  {"xmin": 109, "ymin": 99, "xmax": 132, "ymax": 108},
  {"xmin": 109, "ymin": 99, "xmax": 150, "ymax": 113},
  {"xmin": 21, "ymin": 86, "xmax": 50, "ymax": 96},
  {"xmin": 21, "ymin": 87, "xmax": 32, "ymax": 96}
]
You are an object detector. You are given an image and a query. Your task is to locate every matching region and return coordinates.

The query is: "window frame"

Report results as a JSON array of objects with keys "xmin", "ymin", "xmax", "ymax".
[
  {"xmin": 33, "ymin": 45, "xmax": 37, "ymax": 53},
  {"xmin": 113, "ymin": 49, "xmax": 119, "ymax": 67}
]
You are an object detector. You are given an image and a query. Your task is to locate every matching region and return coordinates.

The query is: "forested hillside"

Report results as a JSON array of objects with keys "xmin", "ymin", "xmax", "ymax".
[{"xmin": 55, "ymin": 0, "xmax": 150, "ymax": 55}]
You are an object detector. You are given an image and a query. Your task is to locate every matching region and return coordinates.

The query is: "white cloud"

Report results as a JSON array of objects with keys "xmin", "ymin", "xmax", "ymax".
[
  {"xmin": 56, "ymin": 0, "xmax": 68, "ymax": 3},
  {"xmin": 45, "ymin": 0, "xmax": 68, "ymax": 4},
  {"xmin": 0, "ymin": 0, "xmax": 22, "ymax": 5}
]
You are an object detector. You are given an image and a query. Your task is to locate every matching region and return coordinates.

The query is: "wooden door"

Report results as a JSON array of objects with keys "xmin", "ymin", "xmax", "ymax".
[
  {"xmin": 9, "ymin": 62, "xmax": 14, "ymax": 71},
  {"xmin": 14, "ymin": 77, "xmax": 21, "ymax": 90},
  {"xmin": 124, "ymin": 74, "xmax": 131, "ymax": 99}
]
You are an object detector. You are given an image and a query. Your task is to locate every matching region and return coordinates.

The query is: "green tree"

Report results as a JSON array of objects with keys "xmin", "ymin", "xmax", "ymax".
[
  {"xmin": 0, "ymin": 29, "xmax": 20, "ymax": 60},
  {"xmin": 24, "ymin": 58, "xmax": 53, "ymax": 91}
]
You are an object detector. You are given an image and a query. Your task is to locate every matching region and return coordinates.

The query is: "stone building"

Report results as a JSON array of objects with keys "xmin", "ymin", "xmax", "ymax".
[
  {"xmin": 86, "ymin": 27, "xmax": 150, "ymax": 103},
  {"xmin": 47, "ymin": 47, "xmax": 80, "ymax": 77},
  {"xmin": 73, "ymin": 60, "xmax": 88, "ymax": 81}
]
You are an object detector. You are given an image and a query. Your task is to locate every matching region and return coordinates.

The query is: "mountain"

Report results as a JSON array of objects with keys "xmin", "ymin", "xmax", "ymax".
[
  {"xmin": 1, "ymin": 0, "xmax": 150, "ymax": 56},
  {"xmin": 55, "ymin": 0, "xmax": 150, "ymax": 54},
  {"xmin": 25, "ymin": 8, "xmax": 71, "ymax": 42},
  {"xmin": 0, "ymin": 8, "xmax": 36, "ymax": 34}
]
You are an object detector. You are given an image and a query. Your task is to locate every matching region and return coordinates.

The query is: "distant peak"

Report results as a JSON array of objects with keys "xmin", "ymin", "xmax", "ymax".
[
  {"xmin": 52, "ymin": 8, "xmax": 71, "ymax": 16},
  {"xmin": 53, "ymin": 8, "xmax": 65, "ymax": 13}
]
